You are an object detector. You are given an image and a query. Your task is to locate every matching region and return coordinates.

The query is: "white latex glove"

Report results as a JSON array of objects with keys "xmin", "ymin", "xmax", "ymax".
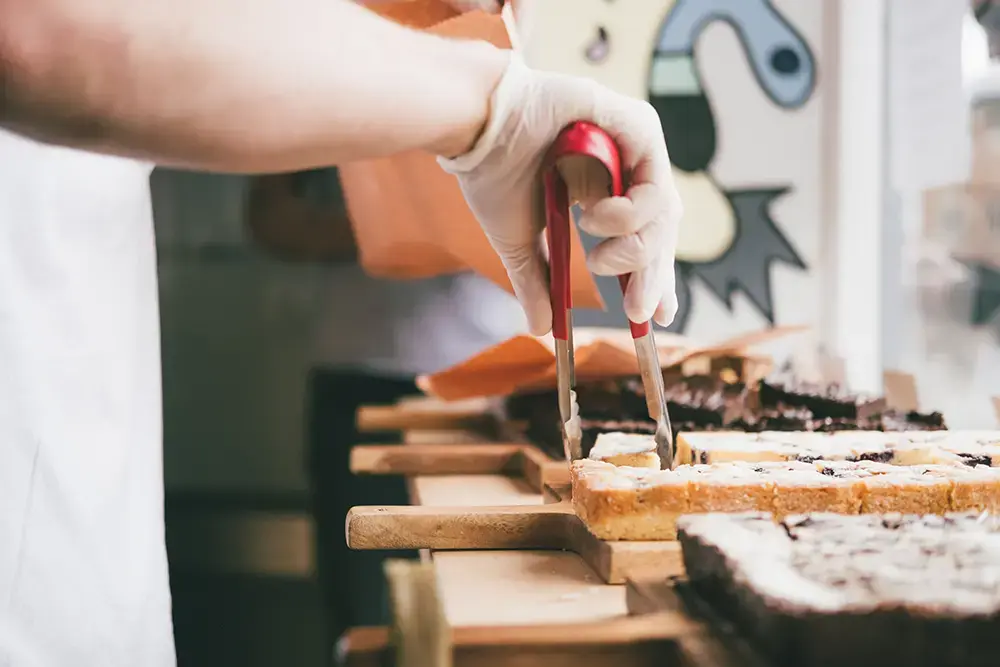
[{"xmin": 439, "ymin": 54, "xmax": 682, "ymax": 336}]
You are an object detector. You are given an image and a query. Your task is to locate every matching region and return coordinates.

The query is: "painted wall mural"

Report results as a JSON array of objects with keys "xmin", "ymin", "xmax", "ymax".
[{"xmin": 523, "ymin": 0, "xmax": 823, "ymax": 336}]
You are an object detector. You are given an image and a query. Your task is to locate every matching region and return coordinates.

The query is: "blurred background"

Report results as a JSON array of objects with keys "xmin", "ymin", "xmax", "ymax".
[{"xmin": 156, "ymin": 1, "xmax": 1000, "ymax": 664}]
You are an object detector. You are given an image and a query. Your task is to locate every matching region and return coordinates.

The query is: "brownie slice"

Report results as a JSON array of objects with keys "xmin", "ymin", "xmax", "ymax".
[
  {"xmin": 574, "ymin": 375, "xmax": 748, "ymax": 426},
  {"xmin": 678, "ymin": 512, "xmax": 1000, "ymax": 667},
  {"xmin": 879, "ymin": 409, "xmax": 948, "ymax": 432},
  {"xmin": 757, "ymin": 379, "xmax": 887, "ymax": 421},
  {"xmin": 505, "ymin": 375, "xmax": 945, "ymax": 463},
  {"xmin": 725, "ymin": 406, "xmax": 815, "ymax": 432},
  {"xmin": 504, "ymin": 375, "xmax": 748, "ymax": 459}
]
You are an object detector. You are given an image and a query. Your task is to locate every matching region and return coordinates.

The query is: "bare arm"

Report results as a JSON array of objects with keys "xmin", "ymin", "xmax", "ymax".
[{"xmin": 0, "ymin": 0, "xmax": 509, "ymax": 172}]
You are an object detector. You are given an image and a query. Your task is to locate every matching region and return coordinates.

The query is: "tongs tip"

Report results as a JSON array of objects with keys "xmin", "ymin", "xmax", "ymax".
[{"xmin": 562, "ymin": 389, "xmax": 582, "ymax": 462}]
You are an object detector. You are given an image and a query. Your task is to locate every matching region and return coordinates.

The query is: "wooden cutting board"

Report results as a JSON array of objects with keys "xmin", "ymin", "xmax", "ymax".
[{"xmin": 346, "ymin": 483, "xmax": 683, "ymax": 584}]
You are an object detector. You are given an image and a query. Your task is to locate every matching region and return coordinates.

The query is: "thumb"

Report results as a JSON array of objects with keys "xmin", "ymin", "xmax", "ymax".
[{"xmin": 497, "ymin": 240, "xmax": 552, "ymax": 336}]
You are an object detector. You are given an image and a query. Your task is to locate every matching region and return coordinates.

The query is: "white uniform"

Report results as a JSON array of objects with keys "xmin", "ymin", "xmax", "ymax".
[{"xmin": 0, "ymin": 131, "xmax": 175, "ymax": 665}]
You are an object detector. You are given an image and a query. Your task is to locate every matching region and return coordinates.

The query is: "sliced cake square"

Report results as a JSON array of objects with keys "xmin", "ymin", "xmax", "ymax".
[
  {"xmin": 570, "ymin": 459, "xmax": 687, "ymax": 540},
  {"xmin": 858, "ymin": 464, "xmax": 953, "ymax": 515},
  {"xmin": 676, "ymin": 462, "xmax": 778, "ymax": 514},
  {"xmin": 770, "ymin": 463, "xmax": 863, "ymax": 517}
]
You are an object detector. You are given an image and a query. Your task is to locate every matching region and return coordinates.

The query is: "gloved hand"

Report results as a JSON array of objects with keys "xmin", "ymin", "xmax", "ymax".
[{"xmin": 439, "ymin": 54, "xmax": 682, "ymax": 336}]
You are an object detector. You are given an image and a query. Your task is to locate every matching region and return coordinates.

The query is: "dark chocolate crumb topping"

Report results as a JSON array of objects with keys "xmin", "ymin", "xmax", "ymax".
[{"xmin": 958, "ymin": 452, "xmax": 992, "ymax": 467}]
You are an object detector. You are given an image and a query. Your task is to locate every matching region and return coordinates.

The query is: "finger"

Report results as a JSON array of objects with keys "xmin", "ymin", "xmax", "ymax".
[
  {"xmin": 587, "ymin": 100, "xmax": 682, "ymax": 233},
  {"xmin": 622, "ymin": 264, "xmax": 657, "ymax": 324},
  {"xmin": 586, "ymin": 215, "xmax": 667, "ymax": 276},
  {"xmin": 577, "ymin": 182, "xmax": 664, "ymax": 238},
  {"xmin": 623, "ymin": 254, "xmax": 672, "ymax": 325},
  {"xmin": 652, "ymin": 263, "xmax": 678, "ymax": 327},
  {"xmin": 498, "ymin": 242, "xmax": 552, "ymax": 336},
  {"xmin": 615, "ymin": 103, "xmax": 677, "ymax": 198}
]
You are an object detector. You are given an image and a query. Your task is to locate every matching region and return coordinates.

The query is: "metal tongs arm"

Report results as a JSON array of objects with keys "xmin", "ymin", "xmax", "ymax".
[{"xmin": 543, "ymin": 121, "xmax": 675, "ymax": 469}]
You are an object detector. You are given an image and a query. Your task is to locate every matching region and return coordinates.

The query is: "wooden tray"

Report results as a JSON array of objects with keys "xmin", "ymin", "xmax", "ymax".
[
  {"xmin": 345, "ymin": 483, "xmax": 683, "ymax": 584},
  {"xmin": 341, "ymin": 617, "xmax": 684, "ymax": 667},
  {"xmin": 356, "ymin": 396, "xmax": 501, "ymax": 434},
  {"xmin": 341, "ymin": 558, "xmax": 687, "ymax": 667},
  {"xmin": 351, "ymin": 442, "xmax": 567, "ymax": 493}
]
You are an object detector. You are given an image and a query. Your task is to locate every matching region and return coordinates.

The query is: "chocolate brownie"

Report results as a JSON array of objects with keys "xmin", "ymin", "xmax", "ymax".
[
  {"xmin": 504, "ymin": 375, "xmax": 949, "ymax": 463},
  {"xmin": 757, "ymin": 379, "xmax": 887, "ymax": 421},
  {"xmin": 879, "ymin": 409, "xmax": 948, "ymax": 432},
  {"xmin": 678, "ymin": 512, "xmax": 1000, "ymax": 667}
]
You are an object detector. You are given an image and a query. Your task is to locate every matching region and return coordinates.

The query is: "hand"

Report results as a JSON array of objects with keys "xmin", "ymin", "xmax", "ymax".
[{"xmin": 438, "ymin": 54, "xmax": 682, "ymax": 336}]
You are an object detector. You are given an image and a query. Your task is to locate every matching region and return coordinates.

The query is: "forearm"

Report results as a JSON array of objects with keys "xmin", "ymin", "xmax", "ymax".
[{"xmin": 0, "ymin": 0, "xmax": 509, "ymax": 172}]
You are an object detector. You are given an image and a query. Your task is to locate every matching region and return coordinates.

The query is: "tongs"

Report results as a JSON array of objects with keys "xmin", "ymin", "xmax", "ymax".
[{"xmin": 544, "ymin": 121, "xmax": 675, "ymax": 470}]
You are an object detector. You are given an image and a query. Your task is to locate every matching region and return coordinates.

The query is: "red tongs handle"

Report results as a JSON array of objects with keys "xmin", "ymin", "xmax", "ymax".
[{"xmin": 543, "ymin": 121, "xmax": 652, "ymax": 341}]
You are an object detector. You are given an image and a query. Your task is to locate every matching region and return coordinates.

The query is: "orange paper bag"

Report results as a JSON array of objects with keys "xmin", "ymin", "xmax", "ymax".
[
  {"xmin": 339, "ymin": 1, "xmax": 603, "ymax": 309},
  {"xmin": 417, "ymin": 325, "xmax": 809, "ymax": 401}
]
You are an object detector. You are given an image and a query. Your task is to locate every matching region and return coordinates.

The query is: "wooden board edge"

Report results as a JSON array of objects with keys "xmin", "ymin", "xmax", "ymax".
[
  {"xmin": 341, "ymin": 618, "xmax": 687, "ymax": 667},
  {"xmin": 571, "ymin": 522, "xmax": 685, "ymax": 584}
]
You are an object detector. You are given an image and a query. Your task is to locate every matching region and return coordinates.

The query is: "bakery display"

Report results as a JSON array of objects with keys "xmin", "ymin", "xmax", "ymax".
[
  {"xmin": 678, "ymin": 512, "xmax": 1000, "ymax": 666},
  {"xmin": 571, "ymin": 457, "xmax": 1000, "ymax": 541}
]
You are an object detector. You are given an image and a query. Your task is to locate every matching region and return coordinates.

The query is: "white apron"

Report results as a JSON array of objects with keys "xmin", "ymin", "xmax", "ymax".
[{"xmin": 0, "ymin": 131, "xmax": 175, "ymax": 666}]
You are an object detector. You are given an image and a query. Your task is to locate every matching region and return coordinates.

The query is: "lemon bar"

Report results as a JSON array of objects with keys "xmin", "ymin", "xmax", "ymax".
[{"xmin": 570, "ymin": 460, "xmax": 687, "ymax": 541}]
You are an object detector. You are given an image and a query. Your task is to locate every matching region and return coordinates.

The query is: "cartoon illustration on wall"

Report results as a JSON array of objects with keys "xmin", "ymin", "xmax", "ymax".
[
  {"xmin": 645, "ymin": 0, "xmax": 813, "ymax": 331},
  {"xmin": 533, "ymin": 0, "xmax": 816, "ymax": 332}
]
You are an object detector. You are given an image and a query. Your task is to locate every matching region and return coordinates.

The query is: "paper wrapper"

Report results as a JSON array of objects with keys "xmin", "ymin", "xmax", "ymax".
[
  {"xmin": 339, "ymin": 0, "xmax": 603, "ymax": 309},
  {"xmin": 882, "ymin": 370, "xmax": 921, "ymax": 412},
  {"xmin": 417, "ymin": 325, "xmax": 809, "ymax": 401}
]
